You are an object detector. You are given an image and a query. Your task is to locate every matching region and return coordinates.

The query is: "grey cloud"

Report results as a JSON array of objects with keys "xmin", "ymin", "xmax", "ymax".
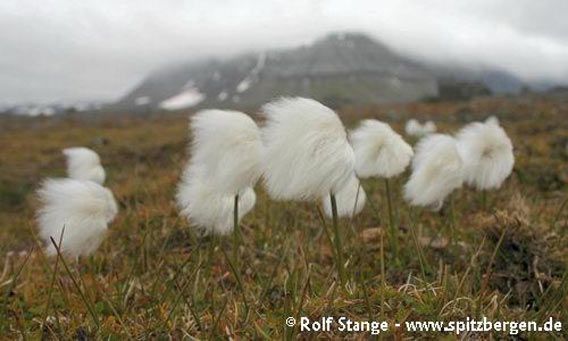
[{"xmin": 0, "ymin": 0, "xmax": 567, "ymax": 104}]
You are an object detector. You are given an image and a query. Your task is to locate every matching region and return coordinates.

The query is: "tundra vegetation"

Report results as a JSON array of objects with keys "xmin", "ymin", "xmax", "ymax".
[{"xmin": 0, "ymin": 96, "xmax": 567, "ymax": 338}]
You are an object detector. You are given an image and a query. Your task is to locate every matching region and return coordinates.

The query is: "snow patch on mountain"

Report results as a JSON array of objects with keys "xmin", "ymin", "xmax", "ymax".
[
  {"xmin": 217, "ymin": 91, "xmax": 228, "ymax": 101},
  {"xmin": 159, "ymin": 88, "xmax": 205, "ymax": 111},
  {"xmin": 236, "ymin": 78, "xmax": 252, "ymax": 93},
  {"xmin": 235, "ymin": 52, "xmax": 266, "ymax": 93}
]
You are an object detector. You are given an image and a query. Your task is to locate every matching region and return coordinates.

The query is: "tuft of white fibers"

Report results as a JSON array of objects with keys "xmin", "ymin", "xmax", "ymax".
[
  {"xmin": 423, "ymin": 121, "xmax": 437, "ymax": 134},
  {"xmin": 189, "ymin": 110, "xmax": 262, "ymax": 195},
  {"xmin": 261, "ymin": 97, "xmax": 355, "ymax": 201},
  {"xmin": 456, "ymin": 119, "xmax": 514, "ymax": 190},
  {"xmin": 322, "ymin": 174, "xmax": 366, "ymax": 218},
  {"xmin": 176, "ymin": 168, "xmax": 256, "ymax": 236},
  {"xmin": 62, "ymin": 147, "xmax": 106, "ymax": 185},
  {"xmin": 404, "ymin": 134, "xmax": 464, "ymax": 211},
  {"xmin": 350, "ymin": 119, "xmax": 413, "ymax": 178},
  {"xmin": 405, "ymin": 119, "xmax": 420, "ymax": 136},
  {"xmin": 37, "ymin": 178, "xmax": 118, "ymax": 258},
  {"xmin": 405, "ymin": 119, "xmax": 437, "ymax": 138},
  {"xmin": 485, "ymin": 115, "xmax": 500, "ymax": 126}
]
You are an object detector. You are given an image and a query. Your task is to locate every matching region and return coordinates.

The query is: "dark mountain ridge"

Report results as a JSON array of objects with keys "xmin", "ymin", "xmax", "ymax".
[{"xmin": 112, "ymin": 32, "xmax": 538, "ymax": 112}]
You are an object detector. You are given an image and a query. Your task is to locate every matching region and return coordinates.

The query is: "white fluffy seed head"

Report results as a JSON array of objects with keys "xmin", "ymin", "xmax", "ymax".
[
  {"xmin": 456, "ymin": 118, "xmax": 514, "ymax": 190},
  {"xmin": 37, "ymin": 178, "xmax": 118, "ymax": 258},
  {"xmin": 350, "ymin": 119, "xmax": 413, "ymax": 179},
  {"xmin": 322, "ymin": 174, "xmax": 366, "ymax": 218},
  {"xmin": 405, "ymin": 119, "xmax": 420, "ymax": 136},
  {"xmin": 189, "ymin": 110, "xmax": 262, "ymax": 195},
  {"xmin": 405, "ymin": 119, "xmax": 437, "ymax": 138},
  {"xmin": 485, "ymin": 116, "xmax": 499, "ymax": 126},
  {"xmin": 62, "ymin": 147, "xmax": 106, "ymax": 184},
  {"xmin": 424, "ymin": 121, "xmax": 437, "ymax": 134},
  {"xmin": 261, "ymin": 97, "xmax": 355, "ymax": 201},
  {"xmin": 404, "ymin": 134, "xmax": 464, "ymax": 211},
  {"xmin": 176, "ymin": 167, "xmax": 256, "ymax": 236}
]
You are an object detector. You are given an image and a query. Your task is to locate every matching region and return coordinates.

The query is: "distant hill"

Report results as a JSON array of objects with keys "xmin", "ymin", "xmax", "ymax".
[
  {"xmin": 109, "ymin": 32, "xmax": 552, "ymax": 113},
  {"xmin": 4, "ymin": 32, "xmax": 563, "ymax": 117},
  {"xmin": 114, "ymin": 33, "xmax": 440, "ymax": 111}
]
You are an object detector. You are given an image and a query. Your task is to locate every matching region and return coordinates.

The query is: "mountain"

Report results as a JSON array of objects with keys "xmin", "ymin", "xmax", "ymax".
[
  {"xmin": 431, "ymin": 65, "xmax": 525, "ymax": 95},
  {"xmin": 1, "ymin": 101, "xmax": 105, "ymax": 117},
  {"xmin": 115, "ymin": 33, "xmax": 439, "ymax": 111}
]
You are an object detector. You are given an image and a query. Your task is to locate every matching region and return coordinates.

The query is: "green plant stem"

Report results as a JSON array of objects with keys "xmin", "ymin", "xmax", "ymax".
[
  {"xmin": 364, "ymin": 190, "xmax": 382, "ymax": 223},
  {"xmin": 220, "ymin": 247, "xmax": 249, "ymax": 319},
  {"xmin": 553, "ymin": 196, "xmax": 568, "ymax": 231},
  {"xmin": 330, "ymin": 194, "xmax": 346, "ymax": 285},
  {"xmin": 448, "ymin": 195, "xmax": 456, "ymax": 246},
  {"xmin": 408, "ymin": 209, "xmax": 428, "ymax": 279},
  {"xmin": 232, "ymin": 194, "xmax": 239, "ymax": 268},
  {"xmin": 49, "ymin": 238, "xmax": 100, "ymax": 329},
  {"xmin": 384, "ymin": 178, "xmax": 398, "ymax": 258},
  {"xmin": 42, "ymin": 228, "xmax": 66, "ymax": 325}
]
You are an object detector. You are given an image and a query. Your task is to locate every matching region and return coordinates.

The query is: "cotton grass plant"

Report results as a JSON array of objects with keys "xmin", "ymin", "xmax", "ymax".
[
  {"xmin": 176, "ymin": 109, "xmax": 262, "ymax": 266},
  {"xmin": 261, "ymin": 97, "xmax": 354, "ymax": 283},
  {"xmin": 456, "ymin": 116, "xmax": 514, "ymax": 209},
  {"xmin": 62, "ymin": 147, "xmax": 106, "ymax": 184},
  {"xmin": 404, "ymin": 134, "xmax": 464, "ymax": 211},
  {"xmin": 37, "ymin": 178, "xmax": 118, "ymax": 259},
  {"xmin": 261, "ymin": 98, "xmax": 354, "ymax": 200},
  {"xmin": 37, "ymin": 147, "xmax": 117, "ymax": 259},
  {"xmin": 404, "ymin": 134, "xmax": 465, "ymax": 245},
  {"xmin": 405, "ymin": 119, "xmax": 437, "ymax": 139},
  {"xmin": 350, "ymin": 119, "xmax": 413, "ymax": 255}
]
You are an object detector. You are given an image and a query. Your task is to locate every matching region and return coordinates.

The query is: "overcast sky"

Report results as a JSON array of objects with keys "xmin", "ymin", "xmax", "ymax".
[{"xmin": 1, "ymin": 0, "xmax": 567, "ymax": 104}]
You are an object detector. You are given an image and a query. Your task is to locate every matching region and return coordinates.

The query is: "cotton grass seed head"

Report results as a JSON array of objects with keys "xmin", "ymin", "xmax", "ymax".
[
  {"xmin": 423, "ymin": 121, "xmax": 437, "ymax": 135},
  {"xmin": 404, "ymin": 134, "xmax": 464, "ymax": 211},
  {"xmin": 322, "ymin": 174, "xmax": 366, "ymax": 218},
  {"xmin": 405, "ymin": 119, "xmax": 420, "ymax": 136},
  {"xmin": 62, "ymin": 147, "xmax": 106, "ymax": 184},
  {"xmin": 189, "ymin": 109, "xmax": 262, "ymax": 195},
  {"xmin": 176, "ymin": 167, "xmax": 256, "ymax": 236},
  {"xmin": 405, "ymin": 119, "xmax": 437, "ymax": 138},
  {"xmin": 350, "ymin": 119, "xmax": 413, "ymax": 179},
  {"xmin": 456, "ymin": 118, "xmax": 514, "ymax": 190},
  {"xmin": 37, "ymin": 178, "xmax": 118, "ymax": 258},
  {"xmin": 261, "ymin": 97, "xmax": 354, "ymax": 201}
]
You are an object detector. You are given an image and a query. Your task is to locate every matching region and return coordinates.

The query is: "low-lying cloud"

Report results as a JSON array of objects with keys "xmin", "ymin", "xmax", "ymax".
[{"xmin": 1, "ymin": 0, "xmax": 567, "ymax": 104}]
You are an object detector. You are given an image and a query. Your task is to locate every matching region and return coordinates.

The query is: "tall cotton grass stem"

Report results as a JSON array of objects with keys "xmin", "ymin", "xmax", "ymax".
[
  {"xmin": 329, "ymin": 193, "xmax": 346, "ymax": 285},
  {"xmin": 260, "ymin": 97, "xmax": 355, "ymax": 285},
  {"xmin": 384, "ymin": 178, "xmax": 398, "ymax": 257},
  {"xmin": 176, "ymin": 109, "xmax": 261, "ymax": 236},
  {"xmin": 350, "ymin": 119, "xmax": 412, "ymax": 256},
  {"xmin": 363, "ymin": 190, "xmax": 382, "ymax": 223},
  {"xmin": 408, "ymin": 209, "xmax": 428, "ymax": 279},
  {"xmin": 447, "ymin": 194, "xmax": 456, "ymax": 245},
  {"xmin": 232, "ymin": 194, "xmax": 239, "ymax": 265},
  {"xmin": 207, "ymin": 236, "xmax": 215, "ymax": 275},
  {"xmin": 346, "ymin": 183, "xmax": 364, "ymax": 235},
  {"xmin": 322, "ymin": 174, "xmax": 366, "ymax": 221}
]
